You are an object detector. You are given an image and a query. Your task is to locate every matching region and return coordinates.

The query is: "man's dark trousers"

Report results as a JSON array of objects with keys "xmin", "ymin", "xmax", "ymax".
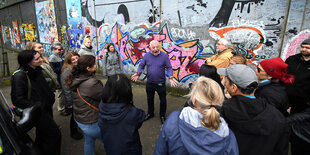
[{"xmin": 146, "ymin": 82, "xmax": 166, "ymax": 117}]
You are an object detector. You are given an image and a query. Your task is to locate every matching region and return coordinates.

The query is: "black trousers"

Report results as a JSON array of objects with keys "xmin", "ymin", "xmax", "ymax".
[
  {"xmin": 35, "ymin": 112, "xmax": 61, "ymax": 155},
  {"xmin": 291, "ymin": 132, "xmax": 310, "ymax": 155},
  {"xmin": 146, "ymin": 82, "xmax": 167, "ymax": 117}
]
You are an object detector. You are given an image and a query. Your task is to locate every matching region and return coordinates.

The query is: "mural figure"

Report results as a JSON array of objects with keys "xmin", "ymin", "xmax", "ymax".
[
  {"xmin": 21, "ymin": 24, "xmax": 36, "ymax": 42},
  {"xmin": 35, "ymin": 0, "xmax": 58, "ymax": 44},
  {"xmin": 66, "ymin": 0, "xmax": 83, "ymax": 48}
]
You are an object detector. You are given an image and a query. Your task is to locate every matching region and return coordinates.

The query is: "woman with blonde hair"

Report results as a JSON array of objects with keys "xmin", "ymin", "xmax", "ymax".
[
  {"xmin": 154, "ymin": 76, "xmax": 238, "ymax": 155},
  {"xmin": 78, "ymin": 37, "xmax": 95, "ymax": 56},
  {"xmin": 25, "ymin": 42, "xmax": 60, "ymax": 92}
]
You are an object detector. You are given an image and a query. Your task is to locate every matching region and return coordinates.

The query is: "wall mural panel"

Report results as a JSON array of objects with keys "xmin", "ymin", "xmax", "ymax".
[
  {"xmin": 66, "ymin": 0, "xmax": 83, "ymax": 48},
  {"xmin": 281, "ymin": 29, "xmax": 310, "ymax": 61},
  {"xmin": 35, "ymin": 0, "xmax": 58, "ymax": 44},
  {"xmin": 12, "ymin": 21, "xmax": 21, "ymax": 44},
  {"xmin": 21, "ymin": 24, "xmax": 36, "ymax": 42},
  {"xmin": 1, "ymin": 0, "xmax": 309, "ymax": 87}
]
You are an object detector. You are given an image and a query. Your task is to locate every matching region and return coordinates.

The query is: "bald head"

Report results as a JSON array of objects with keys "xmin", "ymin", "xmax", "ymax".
[{"xmin": 150, "ymin": 40, "xmax": 160, "ymax": 56}]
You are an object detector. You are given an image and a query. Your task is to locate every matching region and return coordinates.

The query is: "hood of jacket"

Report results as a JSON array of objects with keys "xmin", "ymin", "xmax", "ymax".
[
  {"xmin": 70, "ymin": 73, "xmax": 93, "ymax": 90},
  {"xmin": 99, "ymin": 101, "xmax": 129, "ymax": 124},
  {"xmin": 222, "ymin": 95, "xmax": 278, "ymax": 135},
  {"xmin": 174, "ymin": 110, "xmax": 235, "ymax": 154},
  {"xmin": 81, "ymin": 45, "xmax": 92, "ymax": 52}
]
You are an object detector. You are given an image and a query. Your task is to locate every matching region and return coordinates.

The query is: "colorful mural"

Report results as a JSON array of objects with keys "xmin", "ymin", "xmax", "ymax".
[
  {"xmin": 66, "ymin": 0, "xmax": 83, "ymax": 48},
  {"xmin": 97, "ymin": 23, "xmax": 206, "ymax": 84},
  {"xmin": 21, "ymin": 24, "xmax": 36, "ymax": 42},
  {"xmin": 60, "ymin": 25, "xmax": 70, "ymax": 50},
  {"xmin": 0, "ymin": 0, "xmax": 309, "ymax": 87},
  {"xmin": 282, "ymin": 29, "xmax": 310, "ymax": 60},
  {"xmin": 35, "ymin": 0, "xmax": 58, "ymax": 44},
  {"xmin": 12, "ymin": 21, "xmax": 21, "ymax": 44}
]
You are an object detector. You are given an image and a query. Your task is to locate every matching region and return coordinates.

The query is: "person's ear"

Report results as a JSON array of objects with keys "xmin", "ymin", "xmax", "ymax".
[
  {"xmin": 86, "ymin": 66, "xmax": 91, "ymax": 72},
  {"xmin": 231, "ymin": 84, "xmax": 239, "ymax": 94},
  {"xmin": 192, "ymin": 97, "xmax": 197, "ymax": 107}
]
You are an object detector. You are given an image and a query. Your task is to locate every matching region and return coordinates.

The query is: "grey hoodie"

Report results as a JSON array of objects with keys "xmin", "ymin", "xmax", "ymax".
[{"xmin": 78, "ymin": 45, "xmax": 95, "ymax": 56}]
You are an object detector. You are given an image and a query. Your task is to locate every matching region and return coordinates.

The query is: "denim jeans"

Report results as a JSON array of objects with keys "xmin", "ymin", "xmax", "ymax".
[{"xmin": 76, "ymin": 121, "xmax": 104, "ymax": 155}]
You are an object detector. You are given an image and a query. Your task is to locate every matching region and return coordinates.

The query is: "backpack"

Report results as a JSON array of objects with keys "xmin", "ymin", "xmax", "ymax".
[{"xmin": 11, "ymin": 69, "xmax": 31, "ymax": 116}]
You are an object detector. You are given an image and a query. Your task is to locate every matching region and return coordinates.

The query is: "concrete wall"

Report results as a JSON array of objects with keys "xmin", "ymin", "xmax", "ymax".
[{"xmin": 0, "ymin": 0, "xmax": 309, "ymax": 87}]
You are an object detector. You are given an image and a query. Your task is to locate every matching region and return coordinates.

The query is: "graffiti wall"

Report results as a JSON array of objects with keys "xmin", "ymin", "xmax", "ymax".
[
  {"xmin": 78, "ymin": 0, "xmax": 296, "ymax": 87},
  {"xmin": 0, "ymin": 0, "xmax": 309, "ymax": 87},
  {"xmin": 35, "ymin": 0, "xmax": 58, "ymax": 44}
]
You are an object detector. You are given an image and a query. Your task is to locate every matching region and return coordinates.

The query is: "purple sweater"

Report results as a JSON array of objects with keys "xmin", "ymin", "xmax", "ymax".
[{"xmin": 137, "ymin": 51, "xmax": 173, "ymax": 84}]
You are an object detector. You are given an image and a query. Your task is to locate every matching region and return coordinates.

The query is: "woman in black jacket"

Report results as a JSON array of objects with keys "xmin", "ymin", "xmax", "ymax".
[
  {"xmin": 11, "ymin": 50, "xmax": 61, "ymax": 155},
  {"xmin": 99, "ymin": 74, "xmax": 145, "ymax": 155},
  {"xmin": 255, "ymin": 58, "xmax": 294, "ymax": 116}
]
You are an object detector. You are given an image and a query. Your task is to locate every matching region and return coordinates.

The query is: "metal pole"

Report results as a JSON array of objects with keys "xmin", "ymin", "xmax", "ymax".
[
  {"xmin": 92, "ymin": 0, "xmax": 100, "ymax": 74},
  {"xmin": 159, "ymin": 0, "xmax": 162, "ymax": 28},
  {"xmin": 93, "ymin": 0, "xmax": 98, "ymax": 51}
]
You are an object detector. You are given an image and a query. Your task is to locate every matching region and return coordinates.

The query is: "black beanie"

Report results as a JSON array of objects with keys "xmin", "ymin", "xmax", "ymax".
[{"xmin": 301, "ymin": 38, "xmax": 310, "ymax": 45}]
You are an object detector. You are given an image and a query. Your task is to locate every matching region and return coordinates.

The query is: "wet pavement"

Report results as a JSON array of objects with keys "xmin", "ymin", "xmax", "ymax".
[{"xmin": 0, "ymin": 78, "xmax": 186, "ymax": 155}]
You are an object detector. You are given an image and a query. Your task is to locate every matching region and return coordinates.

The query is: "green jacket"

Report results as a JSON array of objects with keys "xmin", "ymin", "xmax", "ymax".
[{"xmin": 41, "ymin": 63, "xmax": 60, "ymax": 92}]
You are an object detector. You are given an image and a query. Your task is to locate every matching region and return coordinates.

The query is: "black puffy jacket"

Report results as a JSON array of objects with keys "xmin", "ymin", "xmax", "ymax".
[
  {"xmin": 255, "ymin": 80, "xmax": 289, "ymax": 116},
  {"xmin": 11, "ymin": 66, "xmax": 55, "ymax": 111}
]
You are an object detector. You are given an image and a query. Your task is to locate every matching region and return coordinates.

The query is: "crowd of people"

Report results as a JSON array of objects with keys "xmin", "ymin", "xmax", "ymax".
[{"xmin": 10, "ymin": 37, "xmax": 310, "ymax": 155}]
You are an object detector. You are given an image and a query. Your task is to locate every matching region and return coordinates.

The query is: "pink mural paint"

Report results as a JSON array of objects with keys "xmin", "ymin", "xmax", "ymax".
[
  {"xmin": 283, "ymin": 30, "xmax": 310, "ymax": 60},
  {"xmin": 100, "ymin": 23, "xmax": 207, "ymax": 82}
]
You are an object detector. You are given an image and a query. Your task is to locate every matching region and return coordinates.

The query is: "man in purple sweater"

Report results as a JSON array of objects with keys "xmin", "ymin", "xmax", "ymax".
[{"xmin": 131, "ymin": 40, "xmax": 178, "ymax": 124}]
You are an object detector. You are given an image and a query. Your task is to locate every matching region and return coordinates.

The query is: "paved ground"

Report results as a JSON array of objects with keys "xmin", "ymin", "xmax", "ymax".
[{"xmin": 0, "ymin": 78, "xmax": 186, "ymax": 155}]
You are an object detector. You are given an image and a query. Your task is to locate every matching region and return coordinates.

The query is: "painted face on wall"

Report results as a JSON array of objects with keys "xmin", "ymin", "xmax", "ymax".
[
  {"xmin": 34, "ymin": 43, "xmax": 44, "ymax": 55},
  {"xmin": 150, "ymin": 41, "xmax": 160, "ymax": 56},
  {"xmin": 71, "ymin": 56, "xmax": 79, "ymax": 66},
  {"xmin": 28, "ymin": 52, "xmax": 42, "ymax": 69},
  {"xmin": 300, "ymin": 44, "xmax": 310, "ymax": 57}
]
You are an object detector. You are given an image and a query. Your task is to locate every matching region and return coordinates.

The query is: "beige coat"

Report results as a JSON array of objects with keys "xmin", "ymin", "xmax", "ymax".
[{"xmin": 206, "ymin": 48, "xmax": 233, "ymax": 68}]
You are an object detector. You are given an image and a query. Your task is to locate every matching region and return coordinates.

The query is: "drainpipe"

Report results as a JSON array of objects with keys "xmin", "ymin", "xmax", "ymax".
[{"xmin": 278, "ymin": 0, "xmax": 291, "ymax": 58}]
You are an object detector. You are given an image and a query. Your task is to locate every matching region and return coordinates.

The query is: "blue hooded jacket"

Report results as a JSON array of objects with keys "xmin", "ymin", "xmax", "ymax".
[
  {"xmin": 154, "ymin": 108, "xmax": 239, "ymax": 155},
  {"xmin": 98, "ymin": 101, "xmax": 145, "ymax": 155}
]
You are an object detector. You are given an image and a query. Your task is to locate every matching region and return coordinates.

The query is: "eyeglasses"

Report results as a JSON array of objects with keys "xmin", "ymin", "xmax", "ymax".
[
  {"xmin": 57, "ymin": 48, "xmax": 63, "ymax": 51},
  {"xmin": 257, "ymin": 66, "xmax": 265, "ymax": 73}
]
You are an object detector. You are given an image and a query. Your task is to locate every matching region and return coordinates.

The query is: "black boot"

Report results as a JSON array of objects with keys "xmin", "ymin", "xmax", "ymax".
[{"xmin": 70, "ymin": 114, "xmax": 83, "ymax": 140}]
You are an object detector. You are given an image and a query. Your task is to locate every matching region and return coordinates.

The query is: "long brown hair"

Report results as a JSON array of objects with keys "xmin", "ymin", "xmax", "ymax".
[
  {"xmin": 65, "ymin": 55, "xmax": 96, "ymax": 87},
  {"xmin": 61, "ymin": 52, "xmax": 80, "ymax": 73}
]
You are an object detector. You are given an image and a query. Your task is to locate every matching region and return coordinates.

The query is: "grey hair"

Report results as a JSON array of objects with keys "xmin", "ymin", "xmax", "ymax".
[
  {"xmin": 51, "ymin": 42, "xmax": 63, "ymax": 51},
  {"xmin": 219, "ymin": 38, "xmax": 231, "ymax": 47},
  {"xmin": 150, "ymin": 40, "xmax": 159, "ymax": 47}
]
